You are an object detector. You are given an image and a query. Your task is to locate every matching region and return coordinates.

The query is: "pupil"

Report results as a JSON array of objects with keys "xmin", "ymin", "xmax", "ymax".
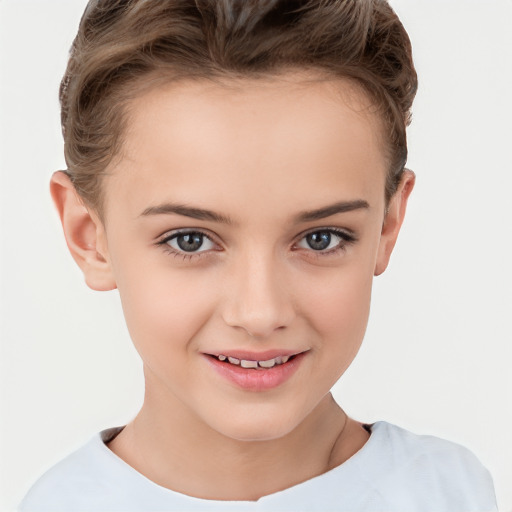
[
  {"xmin": 307, "ymin": 232, "xmax": 331, "ymax": 250},
  {"xmin": 177, "ymin": 233, "xmax": 203, "ymax": 252}
]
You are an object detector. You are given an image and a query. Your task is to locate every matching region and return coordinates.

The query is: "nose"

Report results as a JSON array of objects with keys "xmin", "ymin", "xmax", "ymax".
[{"xmin": 221, "ymin": 251, "xmax": 296, "ymax": 339}]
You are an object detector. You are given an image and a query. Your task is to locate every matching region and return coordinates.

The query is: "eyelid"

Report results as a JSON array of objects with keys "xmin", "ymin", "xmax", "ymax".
[
  {"xmin": 156, "ymin": 227, "xmax": 218, "ymax": 244},
  {"xmin": 294, "ymin": 226, "xmax": 357, "ymax": 243},
  {"xmin": 292, "ymin": 226, "xmax": 357, "ymax": 254},
  {"xmin": 156, "ymin": 228, "xmax": 223, "ymax": 258}
]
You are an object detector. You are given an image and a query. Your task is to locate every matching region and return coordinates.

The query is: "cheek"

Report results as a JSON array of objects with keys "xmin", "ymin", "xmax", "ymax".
[
  {"xmin": 308, "ymin": 270, "xmax": 372, "ymax": 338},
  {"xmin": 113, "ymin": 256, "xmax": 218, "ymax": 359},
  {"xmin": 295, "ymin": 255, "xmax": 375, "ymax": 366}
]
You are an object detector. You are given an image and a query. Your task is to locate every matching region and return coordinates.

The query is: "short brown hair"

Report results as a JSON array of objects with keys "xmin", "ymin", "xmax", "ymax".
[{"xmin": 60, "ymin": 0, "xmax": 417, "ymax": 214}]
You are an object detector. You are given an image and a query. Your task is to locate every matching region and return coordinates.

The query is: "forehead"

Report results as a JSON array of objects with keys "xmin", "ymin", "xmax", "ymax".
[{"xmin": 105, "ymin": 73, "xmax": 388, "ymax": 220}]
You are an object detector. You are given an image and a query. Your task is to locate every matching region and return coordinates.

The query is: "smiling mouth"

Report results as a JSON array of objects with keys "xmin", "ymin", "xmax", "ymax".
[{"xmin": 208, "ymin": 353, "xmax": 297, "ymax": 370}]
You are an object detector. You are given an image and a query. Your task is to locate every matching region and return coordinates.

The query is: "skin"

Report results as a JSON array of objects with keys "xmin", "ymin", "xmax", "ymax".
[{"xmin": 51, "ymin": 73, "xmax": 414, "ymax": 501}]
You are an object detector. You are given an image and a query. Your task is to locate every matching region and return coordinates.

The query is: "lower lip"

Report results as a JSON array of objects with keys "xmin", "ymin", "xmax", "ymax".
[{"xmin": 205, "ymin": 353, "xmax": 306, "ymax": 391}]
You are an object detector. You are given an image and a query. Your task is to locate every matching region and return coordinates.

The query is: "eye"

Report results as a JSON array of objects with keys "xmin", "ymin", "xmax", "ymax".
[
  {"xmin": 296, "ymin": 229, "xmax": 354, "ymax": 252},
  {"xmin": 163, "ymin": 231, "xmax": 215, "ymax": 253}
]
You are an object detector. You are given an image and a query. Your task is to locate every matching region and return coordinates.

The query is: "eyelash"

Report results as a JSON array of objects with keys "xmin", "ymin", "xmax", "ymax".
[
  {"xmin": 156, "ymin": 227, "xmax": 357, "ymax": 260},
  {"xmin": 294, "ymin": 228, "xmax": 357, "ymax": 257},
  {"xmin": 156, "ymin": 230, "xmax": 218, "ymax": 261}
]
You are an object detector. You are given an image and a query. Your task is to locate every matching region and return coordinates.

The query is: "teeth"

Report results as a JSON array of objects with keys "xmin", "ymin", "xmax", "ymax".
[
  {"xmin": 240, "ymin": 360, "xmax": 258, "ymax": 369},
  {"xmin": 217, "ymin": 354, "xmax": 294, "ymax": 368}
]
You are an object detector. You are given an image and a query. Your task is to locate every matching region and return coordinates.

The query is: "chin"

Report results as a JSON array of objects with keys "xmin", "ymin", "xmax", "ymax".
[
  {"xmin": 206, "ymin": 405, "xmax": 308, "ymax": 443},
  {"xmin": 219, "ymin": 423, "xmax": 295, "ymax": 443}
]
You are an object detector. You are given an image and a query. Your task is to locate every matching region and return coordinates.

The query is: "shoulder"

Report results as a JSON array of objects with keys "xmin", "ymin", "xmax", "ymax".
[
  {"xmin": 361, "ymin": 421, "xmax": 497, "ymax": 511},
  {"xmin": 18, "ymin": 428, "xmax": 137, "ymax": 512},
  {"xmin": 373, "ymin": 421, "xmax": 491, "ymax": 475}
]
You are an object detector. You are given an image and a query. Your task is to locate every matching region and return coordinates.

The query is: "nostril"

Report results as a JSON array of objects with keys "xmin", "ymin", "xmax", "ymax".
[{"xmin": 220, "ymin": 268, "xmax": 296, "ymax": 337}]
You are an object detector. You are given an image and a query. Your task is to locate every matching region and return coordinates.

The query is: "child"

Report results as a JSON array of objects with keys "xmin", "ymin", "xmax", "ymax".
[{"xmin": 19, "ymin": 0, "xmax": 497, "ymax": 510}]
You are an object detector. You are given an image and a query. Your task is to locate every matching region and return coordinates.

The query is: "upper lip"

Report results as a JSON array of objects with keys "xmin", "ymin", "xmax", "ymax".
[{"xmin": 204, "ymin": 349, "xmax": 307, "ymax": 361}]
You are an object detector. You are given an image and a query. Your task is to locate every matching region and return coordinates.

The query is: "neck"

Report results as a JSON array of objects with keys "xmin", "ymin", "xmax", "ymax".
[{"xmin": 108, "ymin": 383, "xmax": 368, "ymax": 501}]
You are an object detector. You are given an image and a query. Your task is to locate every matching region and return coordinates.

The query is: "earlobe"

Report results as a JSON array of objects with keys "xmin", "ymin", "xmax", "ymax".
[
  {"xmin": 374, "ymin": 170, "xmax": 415, "ymax": 276},
  {"xmin": 50, "ymin": 171, "xmax": 116, "ymax": 291}
]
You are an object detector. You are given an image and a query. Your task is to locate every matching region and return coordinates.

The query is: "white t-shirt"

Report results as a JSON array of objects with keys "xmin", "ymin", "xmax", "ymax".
[{"xmin": 19, "ymin": 421, "xmax": 497, "ymax": 512}]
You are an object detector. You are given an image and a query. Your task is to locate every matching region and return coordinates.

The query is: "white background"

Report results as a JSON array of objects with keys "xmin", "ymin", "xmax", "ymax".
[{"xmin": 1, "ymin": 0, "xmax": 511, "ymax": 511}]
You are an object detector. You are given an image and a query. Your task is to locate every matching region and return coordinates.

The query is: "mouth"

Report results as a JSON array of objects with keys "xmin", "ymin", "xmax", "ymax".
[
  {"xmin": 203, "ymin": 350, "xmax": 307, "ymax": 391},
  {"xmin": 207, "ymin": 353, "xmax": 298, "ymax": 370}
]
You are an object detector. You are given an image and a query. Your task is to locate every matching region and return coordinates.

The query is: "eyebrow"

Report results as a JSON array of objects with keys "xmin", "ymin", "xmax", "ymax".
[
  {"xmin": 140, "ymin": 199, "xmax": 370, "ymax": 224},
  {"xmin": 140, "ymin": 203, "xmax": 234, "ymax": 224},
  {"xmin": 295, "ymin": 200, "xmax": 370, "ymax": 222}
]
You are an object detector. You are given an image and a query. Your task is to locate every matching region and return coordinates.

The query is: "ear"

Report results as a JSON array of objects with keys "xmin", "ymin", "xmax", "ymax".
[
  {"xmin": 374, "ymin": 170, "xmax": 415, "ymax": 276},
  {"xmin": 50, "ymin": 171, "xmax": 117, "ymax": 291}
]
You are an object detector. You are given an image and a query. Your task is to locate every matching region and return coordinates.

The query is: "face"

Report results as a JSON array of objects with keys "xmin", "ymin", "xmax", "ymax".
[{"xmin": 91, "ymin": 74, "xmax": 403, "ymax": 441}]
